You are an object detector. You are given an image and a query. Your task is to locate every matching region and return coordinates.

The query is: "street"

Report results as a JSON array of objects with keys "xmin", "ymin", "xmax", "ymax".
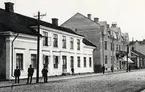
[{"xmin": 1, "ymin": 70, "xmax": 145, "ymax": 92}]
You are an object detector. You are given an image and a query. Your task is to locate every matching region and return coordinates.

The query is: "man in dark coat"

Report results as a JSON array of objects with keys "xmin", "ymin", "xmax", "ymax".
[
  {"xmin": 71, "ymin": 67, "xmax": 74, "ymax": 75},
  {"xmin": 27, "ymin": 65, "xmax": 34, "ymax": 84},
  {"xmin": 111, "ymin": 65, "xmax": 114, "ymax": 73},
  {"xmin": 102, "ymin": 64, "xmax": 105, "ymax": 74},
  {"xmin": 41, "ymin": 65, "xmax": 48, "ymax": 83},
  {"xmin": 14, "ymin": 66, "xmax": 21, "ymax": 83}
]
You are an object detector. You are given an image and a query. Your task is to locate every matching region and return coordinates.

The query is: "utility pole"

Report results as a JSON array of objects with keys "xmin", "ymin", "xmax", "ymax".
[
  {"xmin": 126, "ymin": 45, "xmax": 129, "ymax": 72},
  {"xmin": 34, "ymin": 11, "xmax": 46, "ymax": 83},
  {"xmin": 101, "ymin": 26, "xmax": 105, "ymax": 65},
  {"xmin": 36, "ymin": 11, "xmax": 40, "ymax": 83}
]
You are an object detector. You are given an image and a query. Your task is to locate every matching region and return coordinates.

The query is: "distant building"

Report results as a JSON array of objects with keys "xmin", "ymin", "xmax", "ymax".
[
  {"xmin": 61, "ymin": 13, "xmax": 129, "ymax": 72},
  {"xmin": 0, "ymin": 2, "xmax": 96, "ymax": 80},
  {"xmin": 129, "ymin": 40, "xmax": 145, "ymax": 68}
]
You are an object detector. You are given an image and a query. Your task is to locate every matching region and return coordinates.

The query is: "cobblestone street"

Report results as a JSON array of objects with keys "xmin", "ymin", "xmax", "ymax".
[{"xmin": 0, "ymin": 70, "xmax": 145, "ymax": 92}]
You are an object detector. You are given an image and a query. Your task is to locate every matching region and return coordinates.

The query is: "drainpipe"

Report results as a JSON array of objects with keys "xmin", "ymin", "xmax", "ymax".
[{"xmin": 11, "ymin": 33, "xmax": 19, "ymax": 77}]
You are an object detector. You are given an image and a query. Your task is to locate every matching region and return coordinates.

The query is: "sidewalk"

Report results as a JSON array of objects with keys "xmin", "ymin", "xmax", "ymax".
[{"xmin": 0, "ymin": 69, "xmax": 135, "ymax": 88}]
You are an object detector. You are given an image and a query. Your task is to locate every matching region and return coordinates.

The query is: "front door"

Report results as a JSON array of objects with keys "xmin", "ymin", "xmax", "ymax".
[{"xmin": 62, "ymin": 56, "xmax": 67, "ymax": 73}]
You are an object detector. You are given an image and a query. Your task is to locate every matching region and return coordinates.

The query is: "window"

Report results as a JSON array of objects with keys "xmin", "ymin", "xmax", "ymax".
[
  {"xmin": 84, "ymin": 57, "xmax": 86, "ymax": 67},
  {"xmin": 119, "ymin": 45, "xmax": 121, "ymax": 51},
  {"xmin": 105, "ymin": 55, "xmax": 107, "ymax": 64},
  {"xmin": 113, "ymin": 43, "xmax": 115, "ymax": 51},
  {"xmin": 53, "ymin": 34, "xmax": 58, "ymax": 47},
  {"xmin": 62, "ymin": 36, "xmax": 66, "ymax": 49},
  {"xmin": 31, "ymin": 54, "xmax": 37, "ymax": 69},
  {"xmin": 89, "ymin": 57, "xmax": 92, "ymax": 67},
  {"xmin": 132, "ymin": 46, "xmax": 134, "ymax": 50},
  {"xmin": 77, "ymin": 56, "xmax": 81, "ymax": 67},
  {"xmin": 62, "ymin": 56, "xmax": 67, "ymax": 69},
  {"xmin": 111, "ymin": 56, "xmax": 114, "ymax": 64},
  {"xmin": 16, "ymin": 53, "xmax": 23, "ymax": 70},
  {"xmin": 116, "ymin": 44, "xmax": 118, "ymax": 51},
  {"xmin": 70, "ymin": 56, "xmax": 74, "ymax": 68},
  {"xmin": 70, "ymin": 37, "xmax": 74, "ymax": 49},
  {"xmin": 111, "ymin": 43, "xmax": 113, "ymax": 50},
  {"xmin": 105, "ymin": 41, "xmax": 107, "ymax": 50},
  {"xmin": 77, "ymin": 39, "xmax": 80, "ymax": 50},
  {"xmin": 53, "ymin": 56, "xmax": 59, "ymax": 68},
  {"xmin": 43, "ymin": 55, "xmax": 49, "ymax": 68},
  {"xmin": 111, "ymin": 43, "xmax": 115, "ymax": 51},
  {"xmin": 43, "ymin": 31, "xmax": 48, "ymax": 46}
]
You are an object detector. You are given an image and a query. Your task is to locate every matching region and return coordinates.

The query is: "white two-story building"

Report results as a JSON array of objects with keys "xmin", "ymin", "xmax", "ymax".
[{"xmin": 0, "ymin": 2, "xmax": 96, "ymax": 80}]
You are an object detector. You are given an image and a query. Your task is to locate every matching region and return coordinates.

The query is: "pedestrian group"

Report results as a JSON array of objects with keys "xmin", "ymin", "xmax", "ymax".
[{"xmin": 14, "ymin": 64, "xmax": 48, "ymax": 84}]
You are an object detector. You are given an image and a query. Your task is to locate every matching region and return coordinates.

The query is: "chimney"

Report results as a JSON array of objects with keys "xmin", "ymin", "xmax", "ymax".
[
  {"xmin": 112, "ymin": 22, "xmax": 117, "ymax": 27},
  {"xmin": 5, "ymin": 2, "xmax": 14, "ymax": 12},
  {"xmin": 94, "ymin": 17, "xmax": 99, "ymax": 23},
  {"xmin": 87, "ymin": 14, "xmax": 91, "ymax": 19},
  {"xmin": 107, "ymin": 24, "xmax": 110, "ymax": 28},
  {"xmin": 52, "ymin": 18, "xmax": 58, "ymax": 26}
]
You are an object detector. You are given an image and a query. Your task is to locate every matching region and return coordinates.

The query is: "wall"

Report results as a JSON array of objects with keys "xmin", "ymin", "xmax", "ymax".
[
  {"xmin": 0, "ymin": 36, "xmax": 6, "ymax": 79},
  {"xmin": 5, "ymin": 26, "xmax": 94, "ymax": 79}
]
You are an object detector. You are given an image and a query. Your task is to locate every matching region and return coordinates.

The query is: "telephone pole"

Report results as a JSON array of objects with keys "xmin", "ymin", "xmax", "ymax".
[
  {"xmin": 126, "ymin": 45, "xmax": 129, "ymax": 72},
  {"xmin": 34, "ymin": 11, "xmax": 46, "ymax": 83}
]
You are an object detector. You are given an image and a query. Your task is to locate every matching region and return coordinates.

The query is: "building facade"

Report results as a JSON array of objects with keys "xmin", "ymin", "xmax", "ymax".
[
  {"xmin": 61, "ymin": 13, "xmax": 129, "ymax": 72},
  {"xmin": 0, "ymin": 2, "xmax": 96, "ymax": 80},
  {"xmin": 129, "ymin": 40, "xmax": 145, "ymax": 69}
]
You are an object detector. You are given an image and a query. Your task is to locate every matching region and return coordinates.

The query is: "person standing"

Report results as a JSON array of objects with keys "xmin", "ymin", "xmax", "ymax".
[
  {"xmin": 42, "ymin": 65, "xmax": 48, "ymax": 83},
  {"xmin": 111, "ymin": 65, "xmax": 114, "ymax": 73},
  {"xmin": 14, "ymin": 66, "xmax": 21, "ymax": 83},
  {"xmin": 128, "ymin": 64, "xmax": 131, "ymax": 72},
  {"xmin": 102, "ymin": 64, "xmax": 105, "ymax": 74},
  {"xmin": 71, "ymin": 67, "xmax": 74, "ymax": 75},
  {"xmin": 27, "ymin": 65, "xmax": 34, "ymax": 84}
]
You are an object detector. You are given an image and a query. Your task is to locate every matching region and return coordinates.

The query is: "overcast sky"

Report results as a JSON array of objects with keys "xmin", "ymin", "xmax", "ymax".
[{"xmin": 0, "ymin": 0, "xmax": 145, "ymax": 41}]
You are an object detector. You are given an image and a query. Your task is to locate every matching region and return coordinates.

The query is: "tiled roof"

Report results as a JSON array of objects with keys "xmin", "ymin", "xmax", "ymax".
[
  {"xmin": 83, "ymin": 38, "xmax": 96, "ymax": 47},
  {"xmin": 0, "ymin": 9, "xmax": 83, "ymax": 37}
]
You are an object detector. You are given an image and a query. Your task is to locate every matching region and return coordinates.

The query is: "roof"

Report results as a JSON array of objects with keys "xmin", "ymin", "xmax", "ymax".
[
  {"xmin": 98, "ymin": 21, "xmax": 107, "ymax": 26},
  {"xmin": 83, "ymin": 38, "xmax": 96, "ymax": 47},
  {"xmin": 131, "ymin": 49, "xmax": 145, "ymax": 57},
  {"xmin": 129, "ymin": 41, "xmax": 136, "ymax": 45},
  {"xmin": 0, "ymin": 8, "xmax": 83, "ymax": 37},
  {"xmin": 61, "ymin": 12, "xmax": 101, "ymax": 28}
]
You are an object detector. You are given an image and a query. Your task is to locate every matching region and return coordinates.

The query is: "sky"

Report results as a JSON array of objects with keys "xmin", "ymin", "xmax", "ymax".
[{"xmin": 0, "ymin": 0, "xmax": 145, "ymax": 41}]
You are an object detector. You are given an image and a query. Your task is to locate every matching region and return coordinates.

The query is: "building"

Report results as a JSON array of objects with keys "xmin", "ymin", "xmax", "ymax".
[
  {"xmin": 129, "ymin": 40, "xmax": 145, "ymax": 68},
  {"xmin": 61, "ymin": 13, "xmax": 129, "ymax": 72},
  {"xmin": 130, "ymin": 49, "xmax": 145, "ymax": 69},
  {"xmin": 0, "ymin": 2, "xmax": 96, "ymax": 80}
]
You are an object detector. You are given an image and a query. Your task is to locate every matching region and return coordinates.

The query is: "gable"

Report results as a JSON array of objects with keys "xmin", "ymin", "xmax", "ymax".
[{"xmin": 61, "ymin": 13, "xmax": 100, "ymax": 30}]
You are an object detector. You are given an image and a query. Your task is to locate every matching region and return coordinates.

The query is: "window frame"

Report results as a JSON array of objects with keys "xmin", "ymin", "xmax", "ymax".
[
  {"xmin": 89, "ymin": 57, "xmax": 92, "ymax": 67},
  {"xmin": 43, "ymin": 31, "xmax": 48, "ymax": 46},
  {"xmin": 53, "ymin": 55, "xmax": 59, "ymax": 68},
  {"xmin": 105, "ymin": 55, "xmax": 107, "ymax": 64},
  {"xmin": 70, "ymin": 37, "xmax": 74, "ymax": 50},
  {"xmin": 84, "ymin": 57, "xmax": 87, "ymax": 67},
  {"xmin": 62, "ymin": 36, "xmax": 66, "ymax": 49},
  {"xmin": 70, "ymin": 56, "xmax": 74, "ymax": 68},
  {"xmin": 104, "ymin": 41, "xmax": 107, "ymax": 50},
  {"xmin": 77, "ymin": 39, "xmax": 80, "ymax": 50},
  {"xmin": 31, "ymin": 54, "xmax": 37, "ymax": 69},
  {"xmin": 16, "ymin": 53, "xmax": 23, "ymax": 70},
  {"xmin": 77, "ymin": 56, "xmax": 81, "ymax": 67},
  {"xmin": 43, "ymin": 55, "xmax": 49, "ymax": 68},
  {"xmin": 53, "ymin": 34, "xmax": 58, "ymax": 47}
]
